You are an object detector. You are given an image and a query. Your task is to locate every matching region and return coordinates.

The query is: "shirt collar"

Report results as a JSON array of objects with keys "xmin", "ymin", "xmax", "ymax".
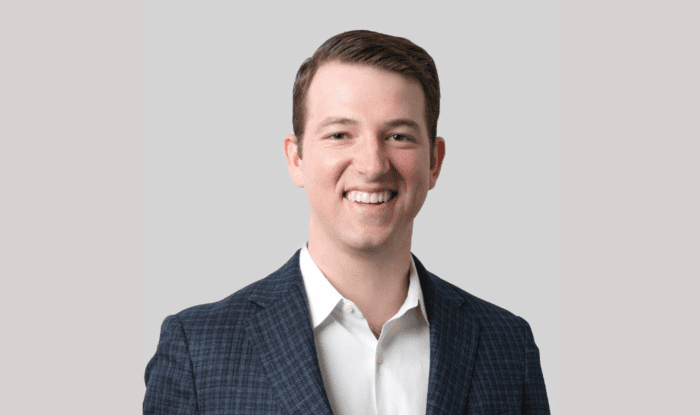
[{"xmin": 299, "ymin": 243, "xmax": 429, "ymax": 329}]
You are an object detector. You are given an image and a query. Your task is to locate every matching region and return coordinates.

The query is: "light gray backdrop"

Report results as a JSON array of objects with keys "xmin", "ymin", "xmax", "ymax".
[{"xmin": 144, "ymin": 1, "xmax": 557, "ymax": 412}]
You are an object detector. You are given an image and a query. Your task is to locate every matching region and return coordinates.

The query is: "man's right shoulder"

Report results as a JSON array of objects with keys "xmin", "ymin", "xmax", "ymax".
[
  {"xmin": 164, "ymin": 250, "xmax": 303, "ymax": 332},
  {"xmin": 175, "ymin": 279, "xmax": 260, "ymax": 320}
]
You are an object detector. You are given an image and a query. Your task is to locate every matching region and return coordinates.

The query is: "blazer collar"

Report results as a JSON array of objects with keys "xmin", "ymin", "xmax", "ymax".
[{"xmin": 245, "ymin": 250, "xmax": 480, "ymax": 415}]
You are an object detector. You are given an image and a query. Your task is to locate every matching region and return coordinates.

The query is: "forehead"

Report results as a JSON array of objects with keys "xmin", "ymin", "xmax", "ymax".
[{"xmin": 305, "ymin": 62, "xmax": 426, "ymax": 131}]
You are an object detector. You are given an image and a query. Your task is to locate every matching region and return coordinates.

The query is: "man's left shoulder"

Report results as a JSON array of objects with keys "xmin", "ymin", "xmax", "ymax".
[{"xmin": 427, "ymin": 269, "xmax": 530, "ymax": 331}]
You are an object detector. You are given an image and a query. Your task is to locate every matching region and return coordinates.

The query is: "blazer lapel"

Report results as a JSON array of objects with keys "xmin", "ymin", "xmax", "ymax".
[
  {"xmin": 414, "ymin": 255, "xmax": 481, "ymax": 415},
  {"xmin": 245, "ymin": 251, "xmax": 334, "ymax": 415},
  {"xmin": 244, "ymin": 251, "xmax": 480, "ymax": 415}
]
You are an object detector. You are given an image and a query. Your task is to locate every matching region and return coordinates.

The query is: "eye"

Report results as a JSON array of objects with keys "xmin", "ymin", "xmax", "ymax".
[
  {"xmin": 388, "ymin": 134, "xmax": 411, "ymax": 141},
  {"xmin": 329, "ymin": 133, "xmax": 347, "ymax": 140}
]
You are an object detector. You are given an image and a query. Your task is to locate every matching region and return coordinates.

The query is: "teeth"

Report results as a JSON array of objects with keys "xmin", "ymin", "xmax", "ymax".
[{"xmin": 345, "ymin": 190, "xmax": 394, "ymax": 204}]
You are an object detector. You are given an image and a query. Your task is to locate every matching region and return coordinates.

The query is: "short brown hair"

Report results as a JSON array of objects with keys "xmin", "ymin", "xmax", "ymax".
[{"xmin": 292, "ymin": 30, "xmax": 440, "ymax": 161}]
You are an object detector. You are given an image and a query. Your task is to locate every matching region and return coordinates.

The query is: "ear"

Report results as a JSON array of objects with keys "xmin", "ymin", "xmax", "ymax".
[
  {"xmin": 429, "ymin": 137, "xmax": 446, "ymax": 190},
  {"xmin": 284, "ymin": 134, "xmax": 305, "ymax": 188}
]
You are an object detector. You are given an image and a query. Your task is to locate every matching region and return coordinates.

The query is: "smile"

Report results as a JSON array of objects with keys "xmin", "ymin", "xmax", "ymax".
[{"xmin": 344, "ymin": 190, "xmax": 397, "ymax": 205}]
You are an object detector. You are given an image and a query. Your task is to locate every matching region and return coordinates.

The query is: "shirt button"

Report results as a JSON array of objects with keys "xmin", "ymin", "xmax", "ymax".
[
  {"xmin": 345, "ymin": 304, "xmax": 353, "ymax": 313},
  {"xmin": 377, "ymin": 354, "xmax": 383, "ymax": 364}
]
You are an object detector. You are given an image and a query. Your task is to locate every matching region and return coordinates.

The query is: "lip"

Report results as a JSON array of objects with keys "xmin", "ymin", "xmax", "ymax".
[
  {"xmin": 343, "ymin": 190, "xmax": 398, "ymax": 213},
  {"xmin": 342, "ymin": 190, "xmax": 399, "ymax": 201},
  {"xmin": 343, "ymin": 187, "xmax": 397, "ymax": 194}
]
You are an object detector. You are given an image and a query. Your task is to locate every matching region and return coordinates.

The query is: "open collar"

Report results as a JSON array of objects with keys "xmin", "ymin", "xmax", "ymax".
[
  {"xmin": 245, "ymin": 250, "xmax": 480, "ymax": 415},
  {"xmin": 298, "ymin": 243, "xmax": 429, "ymax": 330}
]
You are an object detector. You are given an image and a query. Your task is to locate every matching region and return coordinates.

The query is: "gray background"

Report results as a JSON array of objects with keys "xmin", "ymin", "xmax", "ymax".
[
  {"xmin": 4, "ymin": 1, "xmax": 698, "ymax": 414},
  {"xmin": 144, "ymin": 0, "xmax": 557, "ymax": 411}
]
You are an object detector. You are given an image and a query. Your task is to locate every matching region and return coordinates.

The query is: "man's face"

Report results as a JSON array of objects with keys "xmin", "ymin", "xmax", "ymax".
[{"xmin": 285, "ymin": 62, "xmax": 445, "ymax": 252}]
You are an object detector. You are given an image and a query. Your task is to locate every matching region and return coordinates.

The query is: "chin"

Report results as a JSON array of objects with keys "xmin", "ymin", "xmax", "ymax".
[{"xmin": 340, "ymin": 230, "xmax": 399, "ymax": 253}]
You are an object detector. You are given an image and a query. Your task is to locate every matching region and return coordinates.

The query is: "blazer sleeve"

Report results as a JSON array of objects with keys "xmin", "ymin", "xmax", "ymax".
[
  {"xmin": 519, "ymin": 317, "xmax": 550, "ymax": 415},
  {"xmin": 144, "ymin": 315, "xmax": 199, "ymax": 415}
]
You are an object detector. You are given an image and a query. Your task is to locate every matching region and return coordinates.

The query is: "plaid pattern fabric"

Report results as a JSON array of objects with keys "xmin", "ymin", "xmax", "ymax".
[{"xmin": 144, "ymin": 250, "xmax": 550, "ymax": 414}]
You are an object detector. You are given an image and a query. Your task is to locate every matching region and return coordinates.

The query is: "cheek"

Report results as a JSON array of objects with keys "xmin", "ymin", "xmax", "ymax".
[
  {"xmin": 395, "ymin": 154, "xmax": 431, "ymax": 190},
  {"xmin": 304, "ymin": 155, "xmax": 343, "ymax": 191}
]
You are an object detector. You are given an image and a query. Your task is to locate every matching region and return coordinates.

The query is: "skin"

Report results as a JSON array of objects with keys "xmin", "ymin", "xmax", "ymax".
[{"xmin": 284, "ymin": 62, "xmax": 446, "ymax": 339}]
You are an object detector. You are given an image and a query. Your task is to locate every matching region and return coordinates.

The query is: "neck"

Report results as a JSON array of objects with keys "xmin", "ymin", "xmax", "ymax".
[{"xmin": 307, "ymin": 228, "xmax": 413, "ymax": 332}]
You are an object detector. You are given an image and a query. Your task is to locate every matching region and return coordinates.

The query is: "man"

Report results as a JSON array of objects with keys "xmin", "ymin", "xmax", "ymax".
[{"xmin": 144, "ymin": 30, "xmax": 550, "ymax": 415}]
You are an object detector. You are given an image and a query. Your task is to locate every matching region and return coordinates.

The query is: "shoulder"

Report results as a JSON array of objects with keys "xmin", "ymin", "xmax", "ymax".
[
  {"xmin": 413, "ymin": 254, "xmax": 527, "ymax": 329},
  {"xmin": 166, "ymin": 250, "xmax": 303, "ymax": 335},
  {"xmin": 172, "ymin": 280, "xmax": 259, "ymax": 328},
  {"xmin": 427, "ymin": 269, "xmax": 530, "ymax": 331},
  {"xmin": 428, "ymin": 272, "xmax": 536, "ymax": 360}
]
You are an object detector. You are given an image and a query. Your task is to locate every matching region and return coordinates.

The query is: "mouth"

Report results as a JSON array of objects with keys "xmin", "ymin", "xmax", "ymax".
[{"xmin": 343, "ymin": 190, "xmax": 398, "ymax": 205}]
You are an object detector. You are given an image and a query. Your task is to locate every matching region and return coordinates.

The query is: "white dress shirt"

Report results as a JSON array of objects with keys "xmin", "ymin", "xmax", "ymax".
[{"xmin": 299, "ymin": 244, "xmax": 431, "ymax": 415}]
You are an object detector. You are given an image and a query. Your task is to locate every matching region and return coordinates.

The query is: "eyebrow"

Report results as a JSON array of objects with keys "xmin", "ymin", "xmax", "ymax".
[
  {"xmin": 383, "ymin": 118, "xmax": 421, "ymax": 131},
  {"xmin": 315, "ymin": 117, "xmax": 359, "ymax": 133},
  {"xmin": 314, "ymin": 117, "xmax": 421, "ymax": 133}
]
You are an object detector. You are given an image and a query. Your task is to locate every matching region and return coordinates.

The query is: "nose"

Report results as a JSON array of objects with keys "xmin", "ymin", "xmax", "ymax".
[{"xmin": 352, "ymin": 135, "xmax": 390, "ymax": 180}]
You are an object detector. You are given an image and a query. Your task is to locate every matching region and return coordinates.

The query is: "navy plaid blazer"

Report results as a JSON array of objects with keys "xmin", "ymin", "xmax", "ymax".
[{"xmin": 144, "ymin": 250, "xmax": 550, "ymax": 414}]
